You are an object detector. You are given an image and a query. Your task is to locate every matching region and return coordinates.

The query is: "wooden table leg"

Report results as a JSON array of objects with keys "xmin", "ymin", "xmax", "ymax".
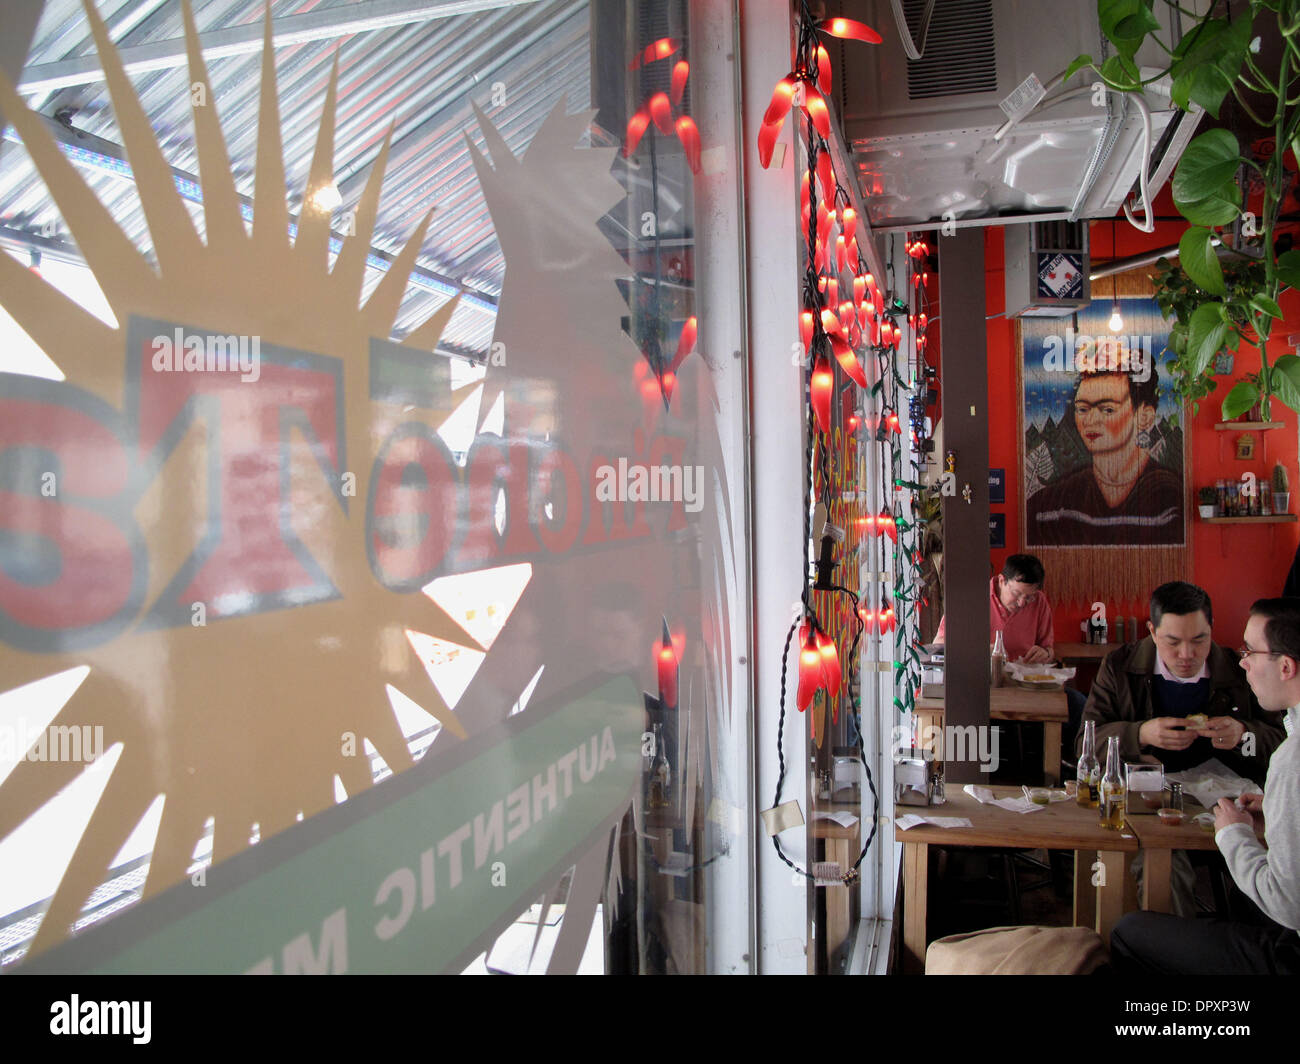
[
  {"xmin": 903, "ymin": 841, "xmax": 928, "ymax": 975},
  {"xmin": 1096, "ymin": 849, "xmax": 1127, "ymax": 945},
  {"xmin": 1042, "ymin": 722, "xmax": 1062, "ymax": 786},
  {"xmin": 1073, "ymin": 848, "xmax": 1096, "ymax": 927},
  {"xmin": 1141, "ymin": 848, "xmax": 1172, "ymax": 912},
  {"xmin": 825, "ymin": 836, "xmax": 852, "ymax": 958}
]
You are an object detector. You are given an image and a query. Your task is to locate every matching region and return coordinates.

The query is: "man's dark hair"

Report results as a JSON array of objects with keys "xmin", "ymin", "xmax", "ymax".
[
  {"xmin": 1249, "ymin": 597, "xmax": 1300, "ymax": 662},
  {"xmin": 1149, "ymin": 581, "xmax": 1213, "ymax": 628},
  {"xmin": 1002, "ymin": 553, "xmax": 1045, "ymax": 587}
]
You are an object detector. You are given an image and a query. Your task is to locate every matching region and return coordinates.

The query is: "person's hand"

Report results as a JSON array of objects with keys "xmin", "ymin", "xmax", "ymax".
[
  {"xmin": 1138, "ymin": 717, "xmax": 1198, "ymax": 750},
  {"xmin": 1199, "ymin": 716, "xmax": 1245, "ymax": 752},
  {"xmin": 1238, "ymin": 792, "xmax": 1265, "ymax": 815},
  {"xmin": 1215, "ymin": 797, "xmax": 1254, "ymax": 831},
  {"xmin": 1020, "ymin": 645, "xmax": 1051, "ymax": 665}
]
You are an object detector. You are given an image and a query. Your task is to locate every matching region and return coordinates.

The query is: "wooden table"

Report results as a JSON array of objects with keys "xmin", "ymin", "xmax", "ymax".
[
  {"xmin": 914, "ymin": 686, "xmax": 1068, "ymax": 785},
  {"xmin": 895, "ymin": 786, "xmax": 1138, "ymax": 974},
  {"xmin": 1123, "ymin": 803, "xmax": 1265, "ymax": 913},
  {"xmin": 810, "ymin": 807, "xmax": 861, "ymax": 966},
  {"xmin": 1055, "ymin": 642, "xmax": 1113, "ymax": 662}
]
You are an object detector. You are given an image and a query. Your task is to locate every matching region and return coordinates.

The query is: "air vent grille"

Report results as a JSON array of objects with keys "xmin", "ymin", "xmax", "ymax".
[{"xmin": 905, "ymin": 0, "xmax": 997, "ymax": 100}]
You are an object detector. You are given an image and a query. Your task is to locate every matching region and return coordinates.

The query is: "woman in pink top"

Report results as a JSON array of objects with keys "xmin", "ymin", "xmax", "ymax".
[{"xmin": 934, "ymin": 554, "xmax": 1054, "ymax": 663}]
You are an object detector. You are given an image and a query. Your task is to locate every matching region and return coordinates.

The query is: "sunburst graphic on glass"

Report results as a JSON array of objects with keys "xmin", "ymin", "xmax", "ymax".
[{"xmin": 0, "ymin": 0, "xmax": 484, "ymax": 958}]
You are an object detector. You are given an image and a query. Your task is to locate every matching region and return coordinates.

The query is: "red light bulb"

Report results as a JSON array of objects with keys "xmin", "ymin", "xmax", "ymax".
[
  {"xmin": 624, "ymin": 110, "xmax": 650, "ymax": 157},
  {"xmin": 830, "ymin": 335, "xmax": 868, "ymax": 388},
  {"xmin": 670, "ymin": 60, "xmax": 689, "ymax": 107},
  {"xmin": 796, "ymin": 627, "xmax": 823, "ymax": 711},
  {"xmin": 802, "ymin": 84, "xmax": 831, "ymax": 139},
  {"xmin": 675, "ymin": 115, "xmax": 701, "ymax": 174},
  {"xmin": 819, "ymin": 17, "xmax": 883, "ymax": 43},
  {"xmin": 810, "ymin": 354, "xmax": 833, "ymax": 435},
  {"xmin": 763, "ymin": 76, "xmax": 797, "ymax": 128},
  {"xmin": 649, "ymin": 92, "xmax": 673, "ymax": 135},
  {"xmin": 815, "ymin": 44, "xmax": 832, "ymax": 96}
]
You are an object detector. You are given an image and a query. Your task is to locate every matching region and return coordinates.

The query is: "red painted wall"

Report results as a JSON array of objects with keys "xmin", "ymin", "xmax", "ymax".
[{"xmin": 984, "ymin": 208, "xmax": 1300, "ymax": 648}]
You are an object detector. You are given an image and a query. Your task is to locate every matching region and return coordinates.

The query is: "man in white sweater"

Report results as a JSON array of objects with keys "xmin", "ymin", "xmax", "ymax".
[{"xmin": 1110, "ymin": 597, "xmax": 1300, "ymax": 974}]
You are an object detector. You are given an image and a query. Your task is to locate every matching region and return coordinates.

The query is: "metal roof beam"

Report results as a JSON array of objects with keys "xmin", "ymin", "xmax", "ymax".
[{"xmin": 18, "ymin": 0, "xmax": 545, "ymax": 94}]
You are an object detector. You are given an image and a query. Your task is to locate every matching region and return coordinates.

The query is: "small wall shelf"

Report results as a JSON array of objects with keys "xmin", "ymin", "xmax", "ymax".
[
  {"xmin": 1202, "ymin": 513, "xmax": 1297, "ymax": 557},
  {"xmin": 1204, "ymin": 515, "xmax": 1297, "ymax": 524},
  {"xmin": 1212, "ymin": 421, "xmax": 1286, "ymax": 462}
]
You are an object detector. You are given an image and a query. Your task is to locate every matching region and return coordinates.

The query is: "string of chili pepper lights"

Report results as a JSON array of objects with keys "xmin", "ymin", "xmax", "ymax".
[{"xmin": 762, "ymin": 4, "xmax": 937, "ymax": 885}]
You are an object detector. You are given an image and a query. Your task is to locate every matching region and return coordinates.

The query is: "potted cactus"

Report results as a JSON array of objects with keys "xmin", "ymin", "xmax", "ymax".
[
  {"xmin": 1197, "ymin": 486, "xmax": 1218, "ymax": 520},
  {"xmin": 1273, "ymin": 463, "xmax": 1291, "ymax": 515}
]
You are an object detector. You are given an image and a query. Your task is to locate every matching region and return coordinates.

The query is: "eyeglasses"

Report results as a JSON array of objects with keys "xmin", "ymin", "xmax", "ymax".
[{"xmin": 1237, "ymin": 646, "xmax": 1278, "ymax": 661}]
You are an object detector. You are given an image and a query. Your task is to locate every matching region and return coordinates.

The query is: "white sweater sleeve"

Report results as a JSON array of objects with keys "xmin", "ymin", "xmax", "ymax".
[{"xmin": 1215, "ymin": 736, "xmax": 1300, "ymax": 932}]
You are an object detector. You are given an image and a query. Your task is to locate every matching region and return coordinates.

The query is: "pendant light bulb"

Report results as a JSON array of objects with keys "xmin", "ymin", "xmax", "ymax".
[{"xmin": 1108, "ymin": 307, "xmax": 1123, "ymax": 333}]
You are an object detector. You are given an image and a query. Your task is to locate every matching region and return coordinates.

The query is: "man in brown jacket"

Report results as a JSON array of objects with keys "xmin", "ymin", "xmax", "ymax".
[{"xmin": 1079, "ymin": 581, "xmax": 1285, "ymax": 785}]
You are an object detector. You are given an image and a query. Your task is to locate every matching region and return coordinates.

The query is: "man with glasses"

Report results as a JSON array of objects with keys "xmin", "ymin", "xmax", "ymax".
[
  {"xmin": 1080, "ymin": 581, "xmax": 1284, "ymax": 786},
  {"xmin": 1110, "ymin": 597, "xmax": 1300, "ymax": 973},
  {"xmin": 934, "ymin": 554, "xmax": 1054, "ymax": 664}
]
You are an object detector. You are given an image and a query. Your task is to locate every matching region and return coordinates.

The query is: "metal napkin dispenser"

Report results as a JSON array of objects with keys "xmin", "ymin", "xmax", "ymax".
[{"xmin": 895, "ymin": 747, "xmax": 936, "ymax": 806}]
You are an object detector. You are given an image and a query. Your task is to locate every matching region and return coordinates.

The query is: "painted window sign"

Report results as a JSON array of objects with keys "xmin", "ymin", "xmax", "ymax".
[{"xmin": 0, "ymin": 0, "xmax": 748, "ymax": 973}]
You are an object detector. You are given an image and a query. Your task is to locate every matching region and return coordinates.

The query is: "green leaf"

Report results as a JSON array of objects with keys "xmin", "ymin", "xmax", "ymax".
[
  {"xmin": 1174, "ymin": 191, "xmax": 1241, "ymax": 227},
  {"xmin": 1172, "ymin": 131, "xmax": 1243, "ymax": 203},
  {"xmin": 1100, "ymin": 0, "xmax": 1159, "ymax": 59},
  {"xmin": 1100, "ymin": 54, "xmax": 1141, "ymax": 90},
  {"xmin": 1221, "ymin": 379, "xmax": 1259, "ymax": 420},
  {"xmin": 1177, "ymin": 227, "xmax": 1225, "ymax": 295},
  {"xmin": 1187, "ymin": 302, "xmax": 1229, "ymax": 378},
  {"xmin": 1276, "ymin": 250, "xmax": 1300, "ymax": 292},
  {"xmin": 1063, "ymin": 54, "xmax": 1094, "ymax": 83},
  {"xmin": 1169, "ymin": 17, "xmax": 1249, "ymax": 118},
  {"xmin": 1270, "ymin": 357, "xmax": 1300, "ymax": 415},
  {"xmin": 1250, "ymin": 294, "xmax": 1283, "ymax": 320}
]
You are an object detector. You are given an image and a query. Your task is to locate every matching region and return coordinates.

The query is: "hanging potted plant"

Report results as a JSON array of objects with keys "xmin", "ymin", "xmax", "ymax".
[
  {"xmin": 1273, "ymin": 461, "xmax": 1291, "ymax": 514},
  {"xmin": 1153, "ymin": 257, "xmax": 1262, "ymax": 416},
  {"xmin": 1071, "ymin": 4, "xmax": 1300, "ymax": 420},
  {"xmin": 1197, "ymin": 485, "xmax": 1218, "ymax": 519}
]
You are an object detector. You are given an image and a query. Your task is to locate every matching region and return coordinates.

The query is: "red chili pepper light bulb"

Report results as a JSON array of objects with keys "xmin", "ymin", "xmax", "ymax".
[
  {"xmin": 657, "ymin": 620, "xmax": 679, "ymax": 707},
  {"xmin": 815, "ymin": 629, "xmax": 841, "ymax": 699},
  {"xmin": 624, "ymin": 110, "xmax": 650, "ymax": 157},
  {"xmin": 649, "ymin": 92, "xmax": 674, "ymax": 135},
  {"xmin": 670, "ymin": 60, "xmax": 690, "ymax": 106},
  {"xmin": 815, "ymin": 43, "xmax": 832, "ymax": 96},
  {"xmin": 800, "ymin": 310, "xmax": 815, "ymax": 353},
  {"xmin": 763, "ymin": 75, "xmax": 798, "ymax": 127},
  {"xmin": 675, "ymin": 115, "xmax": 702, "ymax": 174},
  {"xmin": 830, "ymin": 334, "xmax": 868, "ymax": 388},
  {"xmin": 810, "ymin": 354, "xmax": 834, "ymax": 435},
  {"xmin": 802, "ymin": 84, "xmax": 831, "ymax": 139},
  {"xmin": 818, "ymin": 17, "xmax": 883, "ymax": 43},
  {"xmin": 632, "ymin": 36, "xmax": 679, "ymax": 70},
  {"xmin": 757, "ymin": 117, "xmax": 783, "ymax": 169},
  {"xmin": 816, "ymin": 152, "xmax": 835, "ymax": 202},
  {"xmin": 796, "ymin": 626, "xmax": 823, "ymax": 711}
]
